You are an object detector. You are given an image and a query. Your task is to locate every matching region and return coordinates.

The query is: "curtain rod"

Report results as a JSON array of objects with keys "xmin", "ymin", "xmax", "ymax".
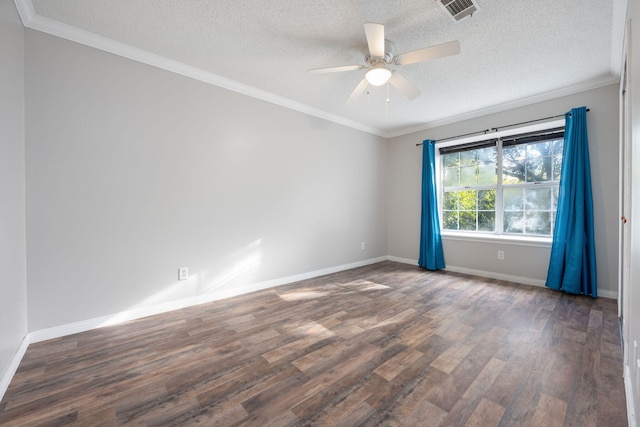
[{"xmin": 415, "ymin": 108, "xmax": 589, "ymax": 146}]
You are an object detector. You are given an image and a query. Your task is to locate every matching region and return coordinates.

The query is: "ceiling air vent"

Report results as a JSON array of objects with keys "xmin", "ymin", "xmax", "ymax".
[{"xmin": 439, "ymin": 0, "xmax": 479, "ymax": 22}]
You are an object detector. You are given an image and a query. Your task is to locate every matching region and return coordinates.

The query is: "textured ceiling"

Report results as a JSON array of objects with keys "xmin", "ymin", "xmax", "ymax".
[{"xmin": 18, "ymin": 0, "xmax": 623, "ymax": 137}]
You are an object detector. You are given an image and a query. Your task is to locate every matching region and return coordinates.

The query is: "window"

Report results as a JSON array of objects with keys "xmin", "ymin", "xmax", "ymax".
[{"xmin": 439, "ymin": 126, "xmax": 564, "ymax": 238}]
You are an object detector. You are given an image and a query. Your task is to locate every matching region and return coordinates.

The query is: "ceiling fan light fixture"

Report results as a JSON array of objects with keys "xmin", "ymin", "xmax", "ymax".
[{"xmin": 365, "ymin": 67, "xmax": 392, "ymax": 86}]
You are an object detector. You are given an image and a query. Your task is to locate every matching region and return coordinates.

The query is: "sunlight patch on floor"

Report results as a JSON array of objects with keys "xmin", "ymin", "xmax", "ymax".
[
  {"xmin": 295, "ymin": 321, "xmax": 335, "ymax": 338},
  {"xmin": 278, "ymin": 289, "xmax": 331, "ymax": 302},
  {"xmin": 340, "ymin": 280, "xmax": 390, "ymax": 291}
]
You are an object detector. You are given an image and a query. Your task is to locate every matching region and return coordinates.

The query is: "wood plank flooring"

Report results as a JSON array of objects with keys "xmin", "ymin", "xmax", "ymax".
[{"xmin": 0, "ymin": 261, "xmax": 627, "ymax": 426}]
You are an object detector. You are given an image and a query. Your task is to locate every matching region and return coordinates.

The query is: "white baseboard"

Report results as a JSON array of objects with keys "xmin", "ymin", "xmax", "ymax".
[
  {"xmin": 29, "ymin": 256, "xmax": 388, "ymax": 343},
  {"xmin": 443, "ymin": 265, "xmax": 547, "ymax": 287},
  {"xmin": 0, "ymin": 334, "xmax": 30, "ymax": 403},
  {"xmin": 385, "ymin": 257, "xmax": 548, "ymax": 287},
  {"xmin": 625, "ymin": 364, "xmax": 637, "ymax": 427},
  {"xmin": 597, "ymin": 289, "xmax": 618, "ymax": 299},
  {"xmin": 443, "ymin": 265, "xmax": 617, "ymax": 299},
  {"xmin": 384, "ymin": 258, "xmax": 618, "ymax": 299},
  {"xmin": 26, "ymin": 255, "xmax": 619, "ymax": 343},
  {"xmin": 386, "ymin": 256, "xmax": 418, "ymax": 265},
  {"xmin": 12, "ymin": 254, "xmax": 620, "ymax": 404}
]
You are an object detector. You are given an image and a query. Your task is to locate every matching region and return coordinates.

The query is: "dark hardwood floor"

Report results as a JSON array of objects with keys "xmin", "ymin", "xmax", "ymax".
[{"xmin": 0, "ymin": 261, "xmax": 627, "ymax": 426}]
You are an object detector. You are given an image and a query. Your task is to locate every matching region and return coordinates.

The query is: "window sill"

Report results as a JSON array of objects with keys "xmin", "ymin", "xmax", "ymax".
[{"xmin": 441, "ymin": 231, "xmax": 552, "ymax": 248}]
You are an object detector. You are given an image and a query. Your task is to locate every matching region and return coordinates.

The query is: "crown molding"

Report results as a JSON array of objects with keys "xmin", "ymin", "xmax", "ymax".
[
  {"xmin": 387, "ymin": 75, "xmax": 620, "ymax": 138},
  {"xmin": 13, "ymin": 0, "xmax": 388, "ymax": 138},
  {"xmin": 13, "ymin": 0, "xmax": 34, "ymax": 24},
  {"xmin": 12, "ymin": 0, "xmax": 622, "ymax": 141}
]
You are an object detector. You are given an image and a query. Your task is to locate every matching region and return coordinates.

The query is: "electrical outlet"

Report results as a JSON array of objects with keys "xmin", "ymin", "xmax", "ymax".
[
  {"xmin": 497, "ymin": 250, "xmax": 505, "ymax": 260},
  {"xmin": 361, "ymin": 242, "xmax": 366, "ymax": 250},
  {"xmin": 178, "ymin": 267, "xmax": 188, "ymax": 281}
]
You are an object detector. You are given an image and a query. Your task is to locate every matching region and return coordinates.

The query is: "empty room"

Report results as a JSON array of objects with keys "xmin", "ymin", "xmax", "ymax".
[{"xmin": 1, "ymin": 0, "xmax": 639, "ymax": 425}]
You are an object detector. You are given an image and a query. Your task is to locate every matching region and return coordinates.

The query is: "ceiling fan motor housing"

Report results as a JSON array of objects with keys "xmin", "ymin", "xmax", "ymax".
[{"xmin": 366, "ymin": 39, "xmax": 396, "ymax": 65}]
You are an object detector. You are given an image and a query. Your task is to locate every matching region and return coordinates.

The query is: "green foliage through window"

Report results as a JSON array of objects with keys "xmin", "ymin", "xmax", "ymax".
[{"xmin": 440, "ymin": 130, "xmax": 563, "ymax": 237}]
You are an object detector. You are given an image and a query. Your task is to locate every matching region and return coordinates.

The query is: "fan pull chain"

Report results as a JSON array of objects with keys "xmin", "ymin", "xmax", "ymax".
[{"xmin": 385, "ymin": 83, "xmax": 390, "ymax": 119}]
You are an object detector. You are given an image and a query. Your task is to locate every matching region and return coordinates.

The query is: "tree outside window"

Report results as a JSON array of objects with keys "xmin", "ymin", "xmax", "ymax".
[{"xmin": 440, "ymin": 129, "xmax": 563, "ymax": 237}]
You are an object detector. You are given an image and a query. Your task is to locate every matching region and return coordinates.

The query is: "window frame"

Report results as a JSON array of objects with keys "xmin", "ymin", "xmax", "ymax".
[{"xmin": 435, "ymin": 119, "xmax": 565, "ymax": 245}]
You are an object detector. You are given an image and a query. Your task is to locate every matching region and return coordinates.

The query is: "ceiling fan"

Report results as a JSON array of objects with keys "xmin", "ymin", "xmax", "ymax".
[{"xmin": 308, "ymin": 23, "xmax": 460, "ymax": 104}]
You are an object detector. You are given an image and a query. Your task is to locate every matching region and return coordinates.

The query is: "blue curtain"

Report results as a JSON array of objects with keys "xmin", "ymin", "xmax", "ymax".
[
  {"xmin": 419, "ymin": 140, "xmax": 446, "ymax": 270},
  {"xmin": 546, "ymin": 107, "xmax": 597, "ymax": 297}
]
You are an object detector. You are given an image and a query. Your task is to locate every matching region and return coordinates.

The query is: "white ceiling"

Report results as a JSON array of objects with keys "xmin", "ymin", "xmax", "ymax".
[{"xmin": 16, "ymin": 0, "xmax": 625, "ymax": 137}]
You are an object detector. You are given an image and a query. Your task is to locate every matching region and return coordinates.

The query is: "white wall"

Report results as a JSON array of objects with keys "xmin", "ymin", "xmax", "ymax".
[
  {"xmin": 24, "ymin": 29, "xmax": 388, "ymax": 332},
  {"xmin": 0, "ymin": 0, "xmax": 28, "ymax": 396},
  {"xmin": 387, "ymin": 84, "xmax": 620, "ymax": 297}
]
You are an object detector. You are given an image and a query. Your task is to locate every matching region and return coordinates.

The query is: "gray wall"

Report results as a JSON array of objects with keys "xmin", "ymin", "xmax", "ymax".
[
  {"xmin": 0, "ymin": 0, "xmax": 28, "ymax": 391},
  {"xmin": 626, "ymin": 0, "xmax": 640, "ymax": 417},
  {"xmin": 387, "ymin": 84, "xmax": 620, "ymax": 296},
  {"xmin": 24, "ymin": 30, "xmax": 388, "ymax": 331}
]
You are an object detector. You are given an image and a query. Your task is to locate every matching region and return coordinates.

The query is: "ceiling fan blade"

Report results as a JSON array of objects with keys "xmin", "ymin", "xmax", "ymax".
[
  {"xmin": 364, "ymin": 23, "xmax": 385, "ymax": 58},
  {"xmin": 308, "ymin": 64, "xmax": 364, "ymax": 74},
  {"xmin": 389, "ymin": 71, "xmax": 420, "ymax": 99},
  {"xmin": 345, "ymin": 78, "xmax": 369, "ymax": 104},
  {"xmin": 395, "ymin": 40, "xmax": 461, "ymax": 66}
]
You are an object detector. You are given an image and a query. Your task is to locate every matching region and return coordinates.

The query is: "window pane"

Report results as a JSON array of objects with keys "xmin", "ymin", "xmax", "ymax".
[
  {"xmin": 459, "ymin": 190, "xmax": 477, "ymax": 211},
  {"xmin": 460, "ymin": 165, "xmax": 477, "ymax": 186},
  {"xmin": 503, "ymin": 146, "xmax": 526, "ymax": 183},
  {"xmin": 443, "ymin": 191, "xmax": 458, "ymax": 210},
  {"xmin": 443, "ymin": 211, "xmax": 458, "ymax": 230},
  {"xmin": 525, "ymin": 187, "xmax": 551, "ymax": 210},
  {"xmin": 526, "ymin": 155, "xmax": 552, "ymax": 182},
  {"xmin": 441, "ymin": 189, "xmax": 495, "ymax": 233},
  {"xmin": 504, "ymin": 212, "xmax": 524, "ymax": 233},
  {"xmin": 444, "ymin": 152, "xmax": 460, "ymax": 168},
  {"xmin": 460, "ymin": 151, "xmax": 476, "ymax": 166},
  {"xmin": 478, "ymin": 147, "xmax": 497, "ymax": 184},
  {"xmin": 553, "ymin": 139, "xmax": 564, "ymax": 156},
  {"xmin": 478, "ymin": 211, "xmax": 495, "ymax": 231},
  {"xmin": 444, "ymin": 167, "xmax": 458, "ymax": 187},
  {"xmin": 477, "ymin": 146, "xmax": 496, "ymax": 163},
  {"xmin": 527, "ymin": 142, "xmax": 553, "ymax": 182},
  {"xmin": 525, "ymin": 212, "xmax": 551, "ymax": 235},
  {"xmin": 503, "ymin": 188, "xmax": 523, "ymax": 211},
  {"xmin": 478, "ymin": 190, "xmax": 495, "ymax": 210},
  {"xmin": 553, "ymin": 156, "xmax": 563, "ymax": 181},
  {"xmin": 459, "ymin": 211, "xmax": 476, "ymax": 230},
  {"xmin": 478, "ymin": 163, "xmax": 496, "ymax": 185}
]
